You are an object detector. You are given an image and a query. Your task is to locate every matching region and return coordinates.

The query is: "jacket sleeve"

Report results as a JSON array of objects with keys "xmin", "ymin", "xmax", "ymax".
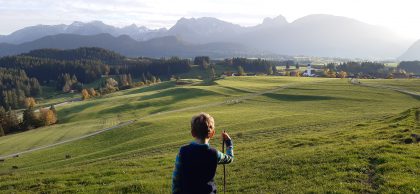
[
  {"xmin": 217, "ymin": 139, "xmax": 234, "ymax": 164},
  {"xmin": 172, "ymin": 151, "xmax": 182, "ymax": 194}
]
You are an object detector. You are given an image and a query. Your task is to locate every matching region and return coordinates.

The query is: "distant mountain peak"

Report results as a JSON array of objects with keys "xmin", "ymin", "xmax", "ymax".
[
  {"xmin": 262, "ymin": 15, "xmax": 288, "ymax": 25},
  {"xmin": 89, "ymin": 20, "xmax": 105, "ymax": 24},
  {"xmin": 127, "ymin": 23, "xmax": 138, "ymax": 28},
  {"xmin": 121, "ymin": 24, "xmax": 139, "ymax": 31},
  {"xmin": 0, "ymin": 15, "xmax": 410, "ymax": 59},
  {"xmin": 69, "ymin": 21, "xmax": 85, "ymax": 27},
  {"xmin": 292, "ymin": 14, "xmax": 361, "ymax": 25},
  {"xmin": 174, "ymin": 17, "xmax": 238, "ymax": 26}
]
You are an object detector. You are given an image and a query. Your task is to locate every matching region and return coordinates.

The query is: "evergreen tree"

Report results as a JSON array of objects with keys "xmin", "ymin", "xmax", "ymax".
[
  {"xmin": 127, "ymin": 74, "xmax": 133, "ymax": 86},
  {"xmin": 23, "ymin": 106, "xmax": 38, "ymax": 129},
  {"xmin": 151, "ymin": 75, "xmax": 157, "ymax": 83},
  {"xmin": 194, "ymin": 56, "xmax": 210, "ymax": 69},
  {"xmin": 271, "ymin": 65, "xmax": 277, "ymax": 74},
  {"xmin": 0, "ymin": 68, "xmax": 42, "ymax": 110},
  {"xmin": 141, "ymin": 73, "xmax": 147, "ymax": 83},
  {"xmin": 4, "ymin": 110, "xmax": 19, "ymax": 133},
  {"xmin": 50, "ymin": 105, "xmax": 57, "ymax": 115},
  {"xmin": 266, "ymin": 65, "xmax": 273, "ymax": 75},
  {"xmin": 0, "ymin": 107, "xmax": 5, "ymax": 134},
  {"xmin": 0, "ymin": 125, "xmax": 4, "ymax": 137},
  {"xmin": 210, "ymin": 65, "xmax": 216, "ymax": 80}
]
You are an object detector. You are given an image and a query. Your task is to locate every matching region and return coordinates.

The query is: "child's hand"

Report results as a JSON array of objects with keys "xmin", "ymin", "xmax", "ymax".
[{"xmin": 222, "ymin": 131, "xmax": 231, "ymax": 141}]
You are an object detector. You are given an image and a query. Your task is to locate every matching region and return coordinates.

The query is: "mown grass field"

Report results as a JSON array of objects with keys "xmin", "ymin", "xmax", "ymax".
[
  {"xmin": 0, "ymin": 76, "xmax": 420, "ymax": 193},
  {"xmin": 361, "ymin": 79, "xmax": 420, "ymax": 93}
]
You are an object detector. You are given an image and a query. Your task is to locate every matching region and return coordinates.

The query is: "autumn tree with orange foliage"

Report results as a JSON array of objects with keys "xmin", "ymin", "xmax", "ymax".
[
  {"xmin": 88, "ymin": 88, "xmax": 98, "ymax": 97},
  {"xmin": 338, "ymin": 71, "xmax": 348, "ymax": 78},
  {"xmin": 81, "ymin": 89, "xmax": 90, "ymax": 100},
  {"xmin": 24, "ymin": 97, "xmax": 36, "ymax": 108},
  {"xmin": 39, "ymin": 108, "xmax": 57, "ymax": 126}
]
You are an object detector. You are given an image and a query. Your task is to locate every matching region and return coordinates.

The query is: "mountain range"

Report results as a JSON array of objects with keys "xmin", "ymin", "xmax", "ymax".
[
  {"xmin": 0, "ymin": 15, "xmax": 418, "ymax": 59},
  {"xmin": 399, "ymin": 40, "xmax": 420, "ymax": 61},
  {"xmin": 0, "ymin": 34, "xmax": 253, "ymax": 58}
]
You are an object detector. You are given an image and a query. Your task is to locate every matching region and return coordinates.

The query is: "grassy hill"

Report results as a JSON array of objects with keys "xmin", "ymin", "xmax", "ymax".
[{"xmin": 0, "ymin": 77, "xmax": 419, "ymax": 193}]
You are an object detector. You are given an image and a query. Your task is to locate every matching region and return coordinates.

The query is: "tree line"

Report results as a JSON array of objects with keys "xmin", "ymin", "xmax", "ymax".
[
  {"xmin": 0, "ymin": 106, "xmax": 58, "ymax": 136},
  {"xmin": 219, "ymin": 58, "xmax": 276, "ymax": 75},
  {"xmin": 398, "ymin": 61, "xmax": 420, "ymax": 74},
  {"xmin": 0, "ymin": 56, "xmax": 108, "ymax": 83},
  {"xmin": 0, "ymin": 51, "xmax": 191, "ymax": 86},
  {"xmin": 22, "ymin": 47, "xmax": 125, "ymax": 64},
  {"xmin": 325, "ymin": 62, "xmax": 409, "ymax": 78},
  {"xmin": 0, "ymin": 103, "xmax": 58, "ymax": 136}
]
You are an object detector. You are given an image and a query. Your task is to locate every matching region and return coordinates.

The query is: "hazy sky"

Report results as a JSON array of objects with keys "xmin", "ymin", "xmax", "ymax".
[{"xmin": 1, "ymin": 0, "xmax": 420, "ymax": 40}]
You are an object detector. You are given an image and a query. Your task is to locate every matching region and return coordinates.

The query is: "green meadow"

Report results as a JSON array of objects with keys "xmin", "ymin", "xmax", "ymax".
[{"xmin": 0, "ymin": 76, "xmax": 420, "ymax": 193}]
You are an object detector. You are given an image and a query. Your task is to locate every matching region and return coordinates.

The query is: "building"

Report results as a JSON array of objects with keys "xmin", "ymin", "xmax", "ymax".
[{"xmin": 303, "ymin": 64, "xmax": 313, "ymax": 77}]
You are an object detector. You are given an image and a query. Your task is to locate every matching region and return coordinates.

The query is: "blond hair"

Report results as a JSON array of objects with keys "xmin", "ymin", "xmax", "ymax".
[{"xmin": 191, "ymin": 112, "xmax": 215, "ymax": 139}]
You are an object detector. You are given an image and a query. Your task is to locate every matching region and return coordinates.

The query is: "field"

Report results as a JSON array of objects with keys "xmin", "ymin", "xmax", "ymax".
[
  {"xmin": 1, "ymin": 77, "xmax": 420, "ymax": 193},
  {"xmin": 361, "ymin": 79, "xmax": 420, "ymax": 93}
]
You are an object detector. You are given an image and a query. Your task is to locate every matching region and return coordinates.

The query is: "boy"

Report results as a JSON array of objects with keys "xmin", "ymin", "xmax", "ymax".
[{"xmin": 172, "ymin": 112, "xmax": 234, "ymax": 194}]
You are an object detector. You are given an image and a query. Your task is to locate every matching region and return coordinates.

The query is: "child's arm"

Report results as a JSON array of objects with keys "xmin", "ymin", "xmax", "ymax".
[
  {"xmin": 172, "ymin": 151, "xmax": 182, "ymax": 194},
  {"xmin": 217, "ymin": 132, "xmax": 234, "ymax": 164}
]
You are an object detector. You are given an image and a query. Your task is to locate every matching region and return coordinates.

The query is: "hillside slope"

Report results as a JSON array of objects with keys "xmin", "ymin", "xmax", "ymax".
[
  {"xmin": 399, "ymin": 39, "xmax": 420, "ymax": 60},
  {"xmin": 0, "ymin": 77, "xmax": 419, "ymax": 193}
]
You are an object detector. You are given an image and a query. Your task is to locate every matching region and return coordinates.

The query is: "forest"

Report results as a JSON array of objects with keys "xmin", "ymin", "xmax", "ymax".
[
  {"xmin": 0, "ymin": 68, "xmax": 42, "ymax": 110},
  {"xmin": 0, "ymin": 47, "xmax": 192, "ymax": 85},
  {"xmin": 325, "ymin": 62, "xmax": 410, "ymax": 78},
  {"xmin": 1, "ymin": 47, "xmax": 419, "ymax": 112},
  {"xmin": 398, "ymin": 61, "xmax": 420, "ymax": 74}
]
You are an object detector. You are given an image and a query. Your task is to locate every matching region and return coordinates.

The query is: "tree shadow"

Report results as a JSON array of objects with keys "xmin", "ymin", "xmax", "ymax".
[
  {"xmin": 287, "ymin": 87, "xmax": 322, "ymax": 91},
  {"xmin": 220, "ymin": 86, "xmax": 253, "ymax": 94},
  {"xmin": 263, "ymin": 93, "xmax": 337, "ymax": 101},
  {"xmin": 124, "ymin": 82, "xmax": 176, "ymax": 95},
  {"xmin": 98, "ymin": 88, "xmax": 219, "ymax": 115},
  {"xmin": 398, "ymin": 91, "xmax": 420, "ymax": 101},
  {"xmin": 58, "ymin": 102, "xmax": 99, "ymax": 122}
]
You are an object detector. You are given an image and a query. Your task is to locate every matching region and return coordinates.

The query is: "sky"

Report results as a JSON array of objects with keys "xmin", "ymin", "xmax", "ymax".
[{"xmin": 1, "ymin": 0, "xmax": 420, "ymax": 40}]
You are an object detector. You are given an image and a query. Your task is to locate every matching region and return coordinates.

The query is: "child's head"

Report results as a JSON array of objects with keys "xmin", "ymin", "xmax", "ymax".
[{"xmin": 191, "ymin": 112, "xmax": 215, "ymax": 140}]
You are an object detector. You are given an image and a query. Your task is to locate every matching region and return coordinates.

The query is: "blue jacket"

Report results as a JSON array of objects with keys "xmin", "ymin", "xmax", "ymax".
[{"xmin": 172, "ymin": 140, "xmax": 234, "ymax": 194}]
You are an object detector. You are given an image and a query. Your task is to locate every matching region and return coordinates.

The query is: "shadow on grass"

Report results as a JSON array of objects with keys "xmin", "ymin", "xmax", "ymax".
[
  {"xmin": 58, "ymin": 102, "xmax": 99, "ymax": 122},
  {"xmin": 194, "ymin": 80, "xmax": 218, "ymax": 86},
  {"xmin": 140, "ymin": 87, "xmax": 217, "ymax": 101},
  {"xmin": 98, "ymin": 88, "xmax": 220, "ymax": 115},
  {"xmin": 399, "ymin": 91, "xmax": 420, "ymax": 101},
  {"xmin": 263, "ymin": 93, "xmax": 336, "ymax": 101},
  {"xmin": 220, "ymin": 86, "xmax": 253, "ymax": 94},
  {"xmin": 124, "ymin": 82, "xmax": 176, "ymax": 95},
  {"xmin": 287, "ymin": 87, "xmax": 323, "ymax": 91}
]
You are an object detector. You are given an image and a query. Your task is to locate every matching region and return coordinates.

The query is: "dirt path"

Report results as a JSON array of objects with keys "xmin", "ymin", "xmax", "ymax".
[
  {"xmin": 34, "ymin": 98, "xmax": 82, "ymax": 113},
  {"xmin": 351, "ymin": 79, "xmax": 420, "ymax": 97},
  {"xmin": 0, "ymin": 79, "xmax": 328, "ymax": 160},
  {"xmin": 0, "ymin": 120, "xmax": 134, "ymax": 160}
]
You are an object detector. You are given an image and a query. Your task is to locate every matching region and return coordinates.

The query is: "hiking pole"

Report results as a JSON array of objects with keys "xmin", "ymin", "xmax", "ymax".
[{"xmin": 222, "ymin": 130, "xmax": 226, "ymax": 194}]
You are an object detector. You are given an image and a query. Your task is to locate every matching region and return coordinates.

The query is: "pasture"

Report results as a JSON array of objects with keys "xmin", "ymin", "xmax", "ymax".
[{"xmin": 0, "ymin": 76, "xmax": 419, "ymax": 193}]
